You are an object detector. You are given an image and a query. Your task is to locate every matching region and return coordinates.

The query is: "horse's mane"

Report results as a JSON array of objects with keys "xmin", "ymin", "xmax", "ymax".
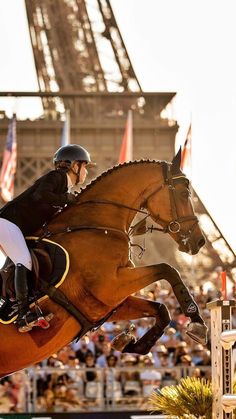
[{"xmin": 80, "ymin": 159, "xmax": 167, "ymax": 196}]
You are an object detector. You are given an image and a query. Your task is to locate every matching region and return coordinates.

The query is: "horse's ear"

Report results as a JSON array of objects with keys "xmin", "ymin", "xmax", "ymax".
[{"xmin": 172, "ymin": 147, "xmax": 182, "ymax": 173}]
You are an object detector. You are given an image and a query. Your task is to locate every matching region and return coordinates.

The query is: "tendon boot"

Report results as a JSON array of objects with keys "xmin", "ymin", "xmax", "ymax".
[
  {"xmin": 14, "ymin": 263, "xmax": 52, "ymax": 333},
  {"xmin": 172, "ymin": 283, "xmax": 208, "ymax": 345}
]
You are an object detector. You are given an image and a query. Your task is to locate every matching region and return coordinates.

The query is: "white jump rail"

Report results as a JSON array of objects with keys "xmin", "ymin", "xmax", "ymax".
[{"xmin": 207, "ymin": 299, "xmax": 236, "ymax": 419}]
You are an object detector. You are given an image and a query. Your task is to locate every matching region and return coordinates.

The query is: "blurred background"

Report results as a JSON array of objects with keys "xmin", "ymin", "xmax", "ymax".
[{"xmin": 0, "ymin": 0, "xmax": 235, "ymax": 415}]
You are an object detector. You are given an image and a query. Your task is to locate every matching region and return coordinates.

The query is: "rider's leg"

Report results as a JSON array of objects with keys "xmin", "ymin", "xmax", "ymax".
[
  {"xmin": 0, "ymin": 218, "xmax": 47, "ymax": 331},
  {"xmin": 0, "ymin": 218, "xmax": 32, "ymax": 270},
  {"xmin": 14, "ymin": 263, "xmax": 39, "ymax": 331}
]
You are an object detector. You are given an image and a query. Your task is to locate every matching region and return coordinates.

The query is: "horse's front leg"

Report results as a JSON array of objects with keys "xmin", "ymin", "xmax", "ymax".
[
  {"xmin": 108, "ymin": 296, "xmax": 171, "ymax": 355},
  {"xmin": 110, "ymin": 263, "xmax": 207, "ymax": 345}
]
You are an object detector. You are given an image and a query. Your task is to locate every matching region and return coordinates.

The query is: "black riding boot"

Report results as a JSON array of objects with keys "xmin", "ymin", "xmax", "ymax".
[{"xmin": 14, "ymin": 263, "xmax": 39, "ymax": 332}]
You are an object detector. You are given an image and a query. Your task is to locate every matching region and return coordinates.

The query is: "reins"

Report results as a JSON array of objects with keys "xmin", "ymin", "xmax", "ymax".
[
  {"xmin": 38, "ymin": 162, "xmax": 199, "ymax": 247},
  {"xmin": 38, "ymin": 224, "xmax": 130, "ymax": 241}
]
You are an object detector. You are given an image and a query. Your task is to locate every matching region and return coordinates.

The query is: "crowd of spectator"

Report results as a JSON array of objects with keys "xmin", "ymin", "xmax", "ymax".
[{"xmin": 0, "ymin": 278, "xmax": 236, "ymax": 413}]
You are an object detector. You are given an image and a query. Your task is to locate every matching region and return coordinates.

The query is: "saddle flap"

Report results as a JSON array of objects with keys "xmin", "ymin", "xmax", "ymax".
[{"xmin": 0, "ymin": 238, "xmax": 69, "ymax": 324}]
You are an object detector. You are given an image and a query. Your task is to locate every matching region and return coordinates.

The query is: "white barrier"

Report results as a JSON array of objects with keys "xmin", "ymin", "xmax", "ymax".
[{"xmin": 207, "ymin": 299, "xmax": 236, "ymax": 418}]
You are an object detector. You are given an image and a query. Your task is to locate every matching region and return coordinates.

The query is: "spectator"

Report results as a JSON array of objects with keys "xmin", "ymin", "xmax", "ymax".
[
  {"xmin": 104, "ymin": 355, "xmax": 122, "ymax": 405},
  {"xmin": 75, "ymin": 336, "xmax": 94, "ymax": 364},
  {"xmin": 139, "ymin": 353, "xmax": 162, "ymax": 397},
  {"xmin": 42, "ymin": 389, "xmax": 55, "ymax": 412},
  {"xmin": 61, "ymin": 388, "xmax": 84, "ymax": 411},
  {"xmin": 173, "ymin": 342, "xmax": 189, "ymax": 365},
  {"xmin": 96, "ymin": 341, "xmax": 115, "ymax": 368},
  {"xmin": 0, "ymin": 383, "xmax": 13, "ymax": 413},
  {"xmin": 163, "ymin": 327, "xmax": 180, "ymax": 355},
  {"xmin": 136, "ymin": 318, "xmax": 150, "ymax": 339},
  {"xmin": 161, "ymin": 369, "xmax": 178, "ymax": 387},
  {"xmin": 92, "ymin": 328, "xmax": 110, "ymax": 357},
  {"xmin": 120, "ymin": 354, "xmax": 141, "ymax": 400},
  {"xmin": 66, "ymin": 356, "xmax": 84, "ymax": 397},
  {"xmin": 81, "ymin": 353, "xmax": 103, "ymax": 407},
  {"xmin": 191, "ymin": 344, "xmax": 205, "ymax": 366},
  {"xmin": 7, "ymin": 372, "xmax": 26, "ymax": 412},
  {"xmin": 152, "ymin": 344, "xmax": 172, "ymax": 368}
]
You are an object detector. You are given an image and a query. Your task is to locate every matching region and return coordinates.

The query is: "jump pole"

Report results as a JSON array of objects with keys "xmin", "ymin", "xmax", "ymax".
[{"xmin": 207, "ymin": 272, "xmax": 236, "ymax": 418}]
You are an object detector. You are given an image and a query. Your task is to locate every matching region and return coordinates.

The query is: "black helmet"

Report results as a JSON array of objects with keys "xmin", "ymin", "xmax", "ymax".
[{"xmin": 53, "ymin": 144, "xmax": 95, "ymax": 167}]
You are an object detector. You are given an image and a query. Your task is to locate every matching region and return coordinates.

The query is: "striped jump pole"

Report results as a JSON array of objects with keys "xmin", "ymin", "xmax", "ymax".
[{"xmin": 207, "ymin": 282, "xmax": 236, "ymax": 418}]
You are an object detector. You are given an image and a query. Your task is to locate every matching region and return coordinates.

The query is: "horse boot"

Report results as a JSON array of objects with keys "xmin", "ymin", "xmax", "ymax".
[
  {"xmin": 172, "ymin": 283, "xmax": 208, "ymax": 345},
  {"xmin": 14, "ymin": 263, "xmax": 51, "ymax": 333}
]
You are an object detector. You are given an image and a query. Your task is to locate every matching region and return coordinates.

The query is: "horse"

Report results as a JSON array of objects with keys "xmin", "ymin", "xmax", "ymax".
[{"xmin": 0, "ymin": 149, "xmax": 207, "ymax": 377}]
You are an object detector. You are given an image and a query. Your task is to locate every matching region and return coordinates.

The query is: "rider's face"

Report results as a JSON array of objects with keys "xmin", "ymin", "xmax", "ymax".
[
  {"xmin": 70, "ymin": 161, "xmax": 88, "ymax": 185},
  {"xmin": 79, "ymin": 162, "xmax": 88, "ymax": 184}
]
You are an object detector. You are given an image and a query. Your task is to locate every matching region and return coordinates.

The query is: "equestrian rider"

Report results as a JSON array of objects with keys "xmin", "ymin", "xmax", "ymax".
[{"xmin": 0, "ymin": 144, "xmax": 95, "ymax": 332}]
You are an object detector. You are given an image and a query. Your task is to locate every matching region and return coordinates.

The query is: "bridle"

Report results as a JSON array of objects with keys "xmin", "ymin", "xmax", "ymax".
[
  {"xmin": 146, "ymin": 162, "xmax": 199, "ymax": 247},
  {"xmin": 40, "ymin": 162, "xmax": 198, "ymax": 249}
]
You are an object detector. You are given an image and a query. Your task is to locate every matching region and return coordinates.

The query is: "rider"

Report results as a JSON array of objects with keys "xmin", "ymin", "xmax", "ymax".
[{"xmin": 0, "ymin": 144, "xmax": 95, "ymax": 332}]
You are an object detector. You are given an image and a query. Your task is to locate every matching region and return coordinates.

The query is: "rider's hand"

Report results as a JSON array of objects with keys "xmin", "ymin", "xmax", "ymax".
[{"xmin": 67, "ymin": 193, "xmax": 77, "ymax": 204}]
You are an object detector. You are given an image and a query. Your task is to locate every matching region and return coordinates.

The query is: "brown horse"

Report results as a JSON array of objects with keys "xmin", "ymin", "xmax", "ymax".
[{"xmin": 0, "ymin": 150, "xmax": 207, "ymax": 377}]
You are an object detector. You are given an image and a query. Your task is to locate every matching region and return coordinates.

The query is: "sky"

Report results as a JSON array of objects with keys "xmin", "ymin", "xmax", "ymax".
[{"xmin": 0, "ymin": 0, "xmax": 236, "ymax": 253}]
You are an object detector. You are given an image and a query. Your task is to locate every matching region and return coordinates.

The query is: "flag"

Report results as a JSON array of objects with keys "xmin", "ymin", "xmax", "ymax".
[
  {"xmin": 181, "ymin": 124, "xmax": 192, "ymax": 177},
  {"xmin": 61, "ymin": 109, "xmax": 70, "ymax": 146},
  {"xmin": 0, "ymin": 115, "xmax": 17, "ymax": 202},
  {"xmin": 119, "ymin": 110, "xmax": 133, "ymax": 163}
]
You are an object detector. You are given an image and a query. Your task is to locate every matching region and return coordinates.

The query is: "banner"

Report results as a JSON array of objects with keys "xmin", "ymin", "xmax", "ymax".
[
  {"xmin": 0, "ymin": 115, "xmax": 17, "ymax": 202},
  {"xmin": 119, "ymin": 110, "xmax": 133, "ymax": 163}
]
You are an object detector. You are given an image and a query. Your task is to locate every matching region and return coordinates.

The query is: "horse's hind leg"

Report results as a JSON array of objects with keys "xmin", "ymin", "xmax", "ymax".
[{"xmin": 108, "ymin": 296, "xmax": 171, "ymax": 355}]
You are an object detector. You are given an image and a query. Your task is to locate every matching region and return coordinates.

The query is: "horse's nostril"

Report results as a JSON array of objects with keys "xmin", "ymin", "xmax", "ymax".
[{"xmin": 198, "ymin": 238, "xmax": 205, "ymax": 249}]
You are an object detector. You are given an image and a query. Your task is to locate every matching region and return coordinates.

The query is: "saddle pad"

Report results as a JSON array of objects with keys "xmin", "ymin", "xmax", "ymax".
[{"xmin": 0, "ymin": 237, "xmax": 70, "ymax": 324}]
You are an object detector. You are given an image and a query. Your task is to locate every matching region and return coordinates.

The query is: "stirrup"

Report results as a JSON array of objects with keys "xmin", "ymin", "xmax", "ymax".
[
  {"xmin": 186, "ymin": 322, "xmax": 208, "ymax": 345},
  {"xmin": 16, "ymin": 311, "xmax": 54, "ymax": 333}
]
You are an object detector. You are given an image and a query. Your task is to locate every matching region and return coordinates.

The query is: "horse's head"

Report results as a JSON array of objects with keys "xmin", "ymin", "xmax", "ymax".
[{"xmin": 145, "ymin": 149, "xmax": 205, "ymax": 255}]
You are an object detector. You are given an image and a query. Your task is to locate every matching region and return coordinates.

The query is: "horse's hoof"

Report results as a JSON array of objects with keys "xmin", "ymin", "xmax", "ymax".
[
  {"xmin": 186, "ymin": 322, "xmax": 208, "ymax": 345},
  {"xmin": 111, "ymin": 332, "xmax": 136, "ymax": 352}
]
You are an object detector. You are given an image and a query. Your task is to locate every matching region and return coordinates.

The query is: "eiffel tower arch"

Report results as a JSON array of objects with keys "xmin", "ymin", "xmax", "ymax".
[{"xmin": 0, "ymin": 0, "xmax": 235, "ymax": 284}]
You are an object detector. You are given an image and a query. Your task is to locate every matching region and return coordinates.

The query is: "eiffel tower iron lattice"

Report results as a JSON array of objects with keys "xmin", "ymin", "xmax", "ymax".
[{"xmin": 25, "ymin": 0, "xmax": 141, "ymax": 116}]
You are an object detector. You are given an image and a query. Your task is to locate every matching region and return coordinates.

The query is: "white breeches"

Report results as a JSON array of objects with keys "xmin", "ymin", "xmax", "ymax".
[{"xmin": 0, "ymin": 218, "xmax": 32, "ymax": 270}]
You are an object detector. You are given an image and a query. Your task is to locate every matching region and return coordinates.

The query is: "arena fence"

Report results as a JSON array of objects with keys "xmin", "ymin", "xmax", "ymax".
[
  {"xmin": 0, "ymin": 413, "xmax": 168, "ymax": 419},
  {"xmin": 0, "ymin": 366, "xmax": 211, "ymax": 415}
]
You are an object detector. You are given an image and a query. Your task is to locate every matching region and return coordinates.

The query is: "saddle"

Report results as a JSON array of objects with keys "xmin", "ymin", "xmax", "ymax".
[{"xmin": 0, "ymin": 238, "xmax": 69, "ymax": 324}]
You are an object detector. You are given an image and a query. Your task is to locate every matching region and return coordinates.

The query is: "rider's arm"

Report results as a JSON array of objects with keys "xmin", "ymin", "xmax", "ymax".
[{"xmin": 31, "ymin": 171, "xmax": 75, "ymax": 206}]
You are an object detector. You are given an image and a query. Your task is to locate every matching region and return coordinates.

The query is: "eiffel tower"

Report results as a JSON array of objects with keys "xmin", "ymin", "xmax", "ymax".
[
  {"xmin": 25, "ymin": 0, "xmax": 141, "ymax": 115},
  {"xmin": 0, "ymin": 0, "xmax": 235, "ymax": 283}
]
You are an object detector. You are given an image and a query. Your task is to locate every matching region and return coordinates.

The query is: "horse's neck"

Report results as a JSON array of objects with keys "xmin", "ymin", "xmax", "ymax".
[
  {"xmin": 79, "ymin": 163, "xmax": 163, "ymax": 225},
  {"xmin": 86, "ymin": 162, "xmax": 162, "ymax": 198},
  {"xmin": 52, "ymin": 162, "xmax": 163, "ymax": 229}
]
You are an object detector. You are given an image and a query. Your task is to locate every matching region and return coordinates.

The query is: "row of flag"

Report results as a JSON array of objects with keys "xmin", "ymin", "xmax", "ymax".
[{"xmin": 0, "ymin": 111, "xmax": 192, "ymax": 202}]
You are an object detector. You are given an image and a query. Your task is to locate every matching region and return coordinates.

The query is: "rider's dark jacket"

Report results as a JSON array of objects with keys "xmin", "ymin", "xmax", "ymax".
[{"xmin": 0, "ymin": 169, "xmax": 71, "ymax": 235}]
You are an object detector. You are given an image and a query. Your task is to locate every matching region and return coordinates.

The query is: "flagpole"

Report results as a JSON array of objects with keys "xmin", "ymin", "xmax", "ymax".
[
  {"xmin": 61, "ymin": 109, "xmax": 71, "ymax": 146},
  {"xmin": 66, "ymin": 109, "xmax": 70, "ymax": 145},
  {"xmin": 118, "ymin": 110, "xmax": 133, "ymax": 163}
]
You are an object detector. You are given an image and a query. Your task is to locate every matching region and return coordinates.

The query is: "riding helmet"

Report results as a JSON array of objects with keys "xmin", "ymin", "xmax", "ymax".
[{"xmin": 53, "ymin": 144, "xmax": 96, "ymax": 167}]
